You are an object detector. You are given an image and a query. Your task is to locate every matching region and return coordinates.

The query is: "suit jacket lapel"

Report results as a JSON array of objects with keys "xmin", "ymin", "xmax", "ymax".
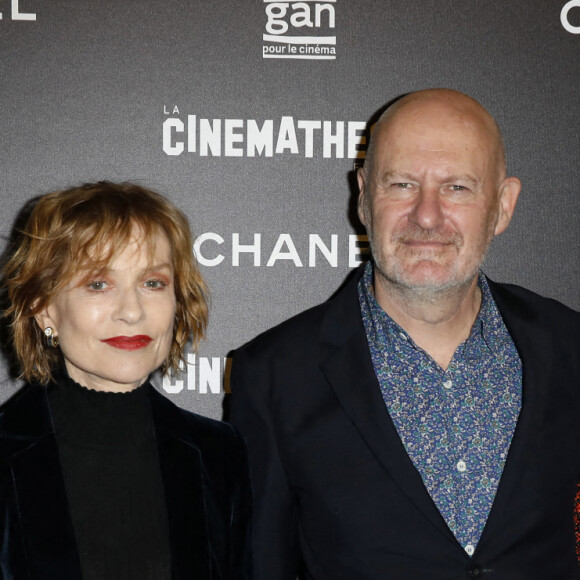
[
  {"xmin": 477, "ymin": 280, "xmax": 554, "ymax": 545},
  {"xmin": 149, "ymin": 388, "xmax": 211, "ymax": 580},
  {"xmin": 318, "ymin": 269, "xmax": 459, "ymax": 546},
  {"xmin": 7, "ymin": 384, "xmax": 82, "ymax": 579}
]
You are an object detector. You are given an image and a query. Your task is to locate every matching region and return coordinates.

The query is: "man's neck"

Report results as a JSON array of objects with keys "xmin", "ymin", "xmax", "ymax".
[{"xmin": 373, "ymin": 273, "xmax": 482, "ymax": 370}]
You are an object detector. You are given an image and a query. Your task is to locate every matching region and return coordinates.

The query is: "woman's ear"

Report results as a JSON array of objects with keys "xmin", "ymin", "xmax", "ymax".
[{"xmin": 34, "ymin": 305, "xmax": 57, "ymax": 335}]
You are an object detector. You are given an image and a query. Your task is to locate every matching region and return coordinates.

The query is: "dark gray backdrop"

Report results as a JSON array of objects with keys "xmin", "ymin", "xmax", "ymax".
[{"xmin": 1, "ymin": 0, "xmax": 579, "ymax": 418}]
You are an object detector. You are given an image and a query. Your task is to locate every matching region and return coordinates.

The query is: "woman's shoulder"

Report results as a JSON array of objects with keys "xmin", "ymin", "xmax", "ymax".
[
  {"xmin": 147, "ymin": 385, "xmax": 245, "ymax": 455},
  {"xmin": 0, "ymin": 383, "xmax": 50, "ymax": 436}
]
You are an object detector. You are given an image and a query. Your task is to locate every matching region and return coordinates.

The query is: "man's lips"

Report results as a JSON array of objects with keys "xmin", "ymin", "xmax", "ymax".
[
  {"xmin": 101, "ymin": 335, "xmax": 152, "ymax": 350},
  {"xmin": 400, "ymin": 238, "xmax": 457, "ymax": 249}
]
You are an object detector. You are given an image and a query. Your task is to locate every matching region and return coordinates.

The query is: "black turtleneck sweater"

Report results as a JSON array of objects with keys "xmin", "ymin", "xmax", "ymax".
[{"xmin": 49, "ymin": 374, "xmax": 172, "ymax": 580}]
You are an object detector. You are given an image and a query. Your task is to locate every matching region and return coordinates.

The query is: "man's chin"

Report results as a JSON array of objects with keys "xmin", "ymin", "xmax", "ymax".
[{"xmin": 383, "ymin": 262, "xmax": 474, "ymax": 293}]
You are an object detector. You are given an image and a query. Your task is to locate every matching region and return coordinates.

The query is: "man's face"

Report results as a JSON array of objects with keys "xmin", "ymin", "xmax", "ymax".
[{"xmin": 358, "ymin": 101, "xmax": 519, "ymax": 294}]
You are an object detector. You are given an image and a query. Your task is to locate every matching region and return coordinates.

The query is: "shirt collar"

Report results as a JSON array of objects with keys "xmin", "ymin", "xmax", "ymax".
[{"xmin": 358, "ymin": 261, "xmax": 507, "ymax": 357}]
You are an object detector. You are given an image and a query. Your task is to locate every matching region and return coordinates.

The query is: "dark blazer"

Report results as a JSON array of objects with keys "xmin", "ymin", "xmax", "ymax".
[
  {"xmin": 0, "ymin": 382, "xmax": 251, "ymax": 580},
  {"xmin": 230, "ymin": 267, "xmax": 580, "ymax": 580}
]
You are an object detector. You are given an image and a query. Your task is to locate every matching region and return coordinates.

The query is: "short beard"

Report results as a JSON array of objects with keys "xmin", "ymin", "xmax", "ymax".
[{"xmin": 368, "ymin": 219, "xmax": 496, "ymax": 305}]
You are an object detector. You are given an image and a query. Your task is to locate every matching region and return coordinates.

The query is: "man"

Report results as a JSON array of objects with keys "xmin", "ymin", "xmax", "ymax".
[{"xmin": 230, "ymin": 89, "xmax": 580, "ymax": 579}]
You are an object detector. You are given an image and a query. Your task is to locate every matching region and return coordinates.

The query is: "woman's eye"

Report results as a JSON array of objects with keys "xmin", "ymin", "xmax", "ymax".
[
  {"xmin": 144, "ymin": 279, "xmax": 166, "ymax": 289},
  {"xmin": 87, "ymin": 280, "xmax": 108, "ymax": 291}
]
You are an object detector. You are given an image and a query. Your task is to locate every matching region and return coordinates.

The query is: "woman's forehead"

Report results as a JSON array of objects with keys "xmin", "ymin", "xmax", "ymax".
[{"xmin": 70, "ymin": 228, "xmax": 173, "ymax": 275}]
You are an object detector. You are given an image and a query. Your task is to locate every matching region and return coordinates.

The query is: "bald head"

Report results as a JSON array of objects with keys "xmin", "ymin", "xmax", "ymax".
[{"xmin": 364, "ymin": 89, "xmax": 506, "ymax": 185}]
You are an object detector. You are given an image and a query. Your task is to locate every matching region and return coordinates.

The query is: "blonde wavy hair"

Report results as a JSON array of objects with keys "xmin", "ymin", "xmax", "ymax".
[{"xmin": 3, "ymin": 181, "xmax": 208, "ymax": 384}]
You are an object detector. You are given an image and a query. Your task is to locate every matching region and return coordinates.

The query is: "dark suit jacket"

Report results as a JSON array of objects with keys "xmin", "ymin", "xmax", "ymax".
[
  {"xmin": 0, "ymin": 382, "xmax": 251, "ymax": 580},
  {"xmin": 230, "ymin": 267, "xmax": 580, "ymax": 580}
]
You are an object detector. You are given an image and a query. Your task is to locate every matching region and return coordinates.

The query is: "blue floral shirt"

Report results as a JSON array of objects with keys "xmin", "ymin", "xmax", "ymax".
[{"xmin": 358, "ymin": 262, "xmax": 522, "ymax": 556}]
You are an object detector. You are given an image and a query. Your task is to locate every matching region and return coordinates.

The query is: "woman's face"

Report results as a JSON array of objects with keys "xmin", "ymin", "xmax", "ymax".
[{"xmin": 36, "ymin": 230, "xmax": 176, "ymax": 392}]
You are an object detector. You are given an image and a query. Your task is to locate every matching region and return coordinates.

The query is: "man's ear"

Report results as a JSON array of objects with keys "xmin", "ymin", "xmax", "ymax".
[
  {"xmin": 357, "ymin": 168, "xmax": 367, "ymax": 226},
  {"xmin": 494, "ymin": 177, "xmax": 521, "ymax": 236}
]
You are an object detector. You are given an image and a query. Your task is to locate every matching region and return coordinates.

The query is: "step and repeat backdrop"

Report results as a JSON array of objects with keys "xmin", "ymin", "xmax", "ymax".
[{"xmin": 1, "ymin": 0, "xmax": 579, "ymax": 419}]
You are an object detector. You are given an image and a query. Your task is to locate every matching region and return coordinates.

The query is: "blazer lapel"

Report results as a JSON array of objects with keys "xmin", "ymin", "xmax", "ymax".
[
  {"xmin": 149, "ymin": 388, "xmax": 211, "ymax": 580},
  {"xmin": 7, "ymin": 385, "xmax": 82, "ymax": 579},
  {"xmin": 477, "ymin": 281, "xmax": 554, "ymax": 546},
  {"xmin": 318, "ymin": 269, "xmax": 459, "ymax": 546}
]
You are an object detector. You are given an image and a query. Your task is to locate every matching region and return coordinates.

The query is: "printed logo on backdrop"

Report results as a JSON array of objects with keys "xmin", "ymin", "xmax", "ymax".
[
  {"xmin": 192, "ymin": 232, "xmax": 369, "ymax": 269},
  {"xmin": 163, "ymin": 354, "xmax": 231, "ymax": 395},
  {"xmin": 262, "ymin": 0, "xmax": 336, "ymax": 60},
  {"xmin": 0, "ymin": 0, "xmax": 36, "ymax": 20},
  {"xmin": 162, "ymin": 107, "xmax": 368, "ymax": 159},
  {"xmin": 561, "ymin": 0, "xmax": 580, "ymax": 33},
  {"xmin": 162, "ymin": 232, "xmax": 370, "ymax": 395}
]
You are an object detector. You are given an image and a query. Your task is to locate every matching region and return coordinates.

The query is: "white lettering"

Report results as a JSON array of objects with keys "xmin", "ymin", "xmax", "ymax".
[
  {"xmin": 11, "ymin": 0, "xmax": 36, "ymax": 20},
  {"xmin": 162, "ymin": 118, "xmax": 184, "ymax": 156},
  {"xmin": 265, "ymin": 2, "xmax": 289, "ymax": 34},
  {"xmin": 232, "ymin": 233, "xmax": 261, "ymax": 267},
  {"xmin": 224, "ymin": 119, "xmax": 244, "ymax": 157},
  {"xmin": 193, "ymin": 232, "xmax": 225, "ymax": 267},
  {"xmin": 290, "ymin": 2, "xmax": 312, "ymax": 28},
  {"xmin": 162, "ymin": 114, "xmax": 368, "ymax": 159},
  {"xmin": 247, "ymin": 119, "xmax": 274, "ymax": 157},
  {"xmin": 347, "ymin": 121, "xmax": 367, "ymax": 159},
  {"xmin": 192, "ymin": 233, "xmax": 372, "ymax": 268},
  {"xmin": 187, "ymin": 354, "xmax": 196, "ymax": 390},
  {"xmin": 309, "ymin": 234, "xmax": 338, "ymax": 267},
  {"xmin": 163, "ymin": 355, "xmax": 228, "ymax": 395},
  {"xmin": 162, "ymin": 360, "xmax": 185, "ymax": 394},
  {"xmin": 266, "ymin": 234, "xmax": 303, "ymax": 267},
  {"xmin": 323, "ymin": 120, "xmax": 344, "ymax": 158},
  {"xmin": 315, "ymin": 3, "xmax": 335, "ymax": 27},
  {"xmin": 276, "ymin": 116, "xmax": 299, "ymax": 154},
  {"xmin": 199, "ymin": 357, "xmax": 221, "ymax": 394},
  {"xmin": 187, "ymin": 114, "xmax": 196, "ymax": 152},
  {"xmin": 199, "ymin": 118, "xmax": 221, "ymax": 156},
  {"xmin": 561, "ymin": 0, "xmax": 580, "ymax": 33},
  {"xmin": 349, "ymin": 234, "xmax": 370, "ymax": 267},
  {"xmin": 298, "ymin": 120, "xmax": 321, "ymax": 158},
  {"xmin": 264, "ymin": 1, "xmax": 335, "ymax": 35}
]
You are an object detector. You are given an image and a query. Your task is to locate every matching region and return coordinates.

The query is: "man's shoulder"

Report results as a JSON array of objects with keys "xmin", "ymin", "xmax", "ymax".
[
  {"xmin": 236, "ymin": 268, "xmax": 363, "ymax": 361},
  {"xmin": 238, "ymin": 299, "xmax": 332, "ymax": 359},
  {"xmin": 488, "ymin": 278, "xmax": 580, "ymax": 331}
]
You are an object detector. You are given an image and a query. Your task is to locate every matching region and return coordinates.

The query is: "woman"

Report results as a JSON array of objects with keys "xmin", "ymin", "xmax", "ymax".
[{"xmin": 1, "ymin": 182, "xmax": 251, "ymax": 580}]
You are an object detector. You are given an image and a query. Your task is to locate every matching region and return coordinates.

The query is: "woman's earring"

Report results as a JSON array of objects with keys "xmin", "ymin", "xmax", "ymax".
[{"xmin": 44, "ymin": 327, "xmax": 60, "ymax": 348}]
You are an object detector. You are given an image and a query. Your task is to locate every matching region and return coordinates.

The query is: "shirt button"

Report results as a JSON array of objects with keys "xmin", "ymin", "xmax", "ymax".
[
  {"xmin": 465, "ymin": 544, "xmax": 475, "ymax": 556},
  {"xmin": 443, "ymin": 380, "xmax": 453, "ymax": 389},
  {"xmin": 457, "ymin": 460, "xmax": 467, "ymax": 472}
]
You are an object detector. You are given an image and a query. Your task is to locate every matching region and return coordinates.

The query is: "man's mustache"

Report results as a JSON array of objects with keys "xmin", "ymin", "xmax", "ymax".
[{"xmin": 392, "ymin": 227, "xmax": 463, "ymax": 247}]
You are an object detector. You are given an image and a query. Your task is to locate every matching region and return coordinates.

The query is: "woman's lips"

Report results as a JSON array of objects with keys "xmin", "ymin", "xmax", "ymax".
[{"xmin": 101, "ymin": 335, "xmax": 152, "ymax": 350}]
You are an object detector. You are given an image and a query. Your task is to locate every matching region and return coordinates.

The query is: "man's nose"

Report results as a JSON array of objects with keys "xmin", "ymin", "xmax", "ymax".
[{"xmin": 407, "ymin": 186, "xmax": 445, "ymax": 230}]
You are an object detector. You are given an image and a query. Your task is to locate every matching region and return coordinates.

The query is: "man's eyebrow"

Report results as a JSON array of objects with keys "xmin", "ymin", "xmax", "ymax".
[
  {"xmin": 377, "ymin": 171, "xmax": 480, "ymax": 185},
  {"xmin": 446, "ymin": 174, "xmax": 480, "ymax": 185},
  {"xmin": 376, "ymin": 171, "xmax": 416, "ymax": 182}
]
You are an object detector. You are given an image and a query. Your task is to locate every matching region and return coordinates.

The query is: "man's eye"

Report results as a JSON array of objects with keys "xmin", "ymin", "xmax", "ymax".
[
  {"xmin": 450, "ymin": 185, "xmax": 467, "ymax": 191},
  {"xmin": 394, "ymin": 183, "xmax": 412, "ymax": 189}
]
